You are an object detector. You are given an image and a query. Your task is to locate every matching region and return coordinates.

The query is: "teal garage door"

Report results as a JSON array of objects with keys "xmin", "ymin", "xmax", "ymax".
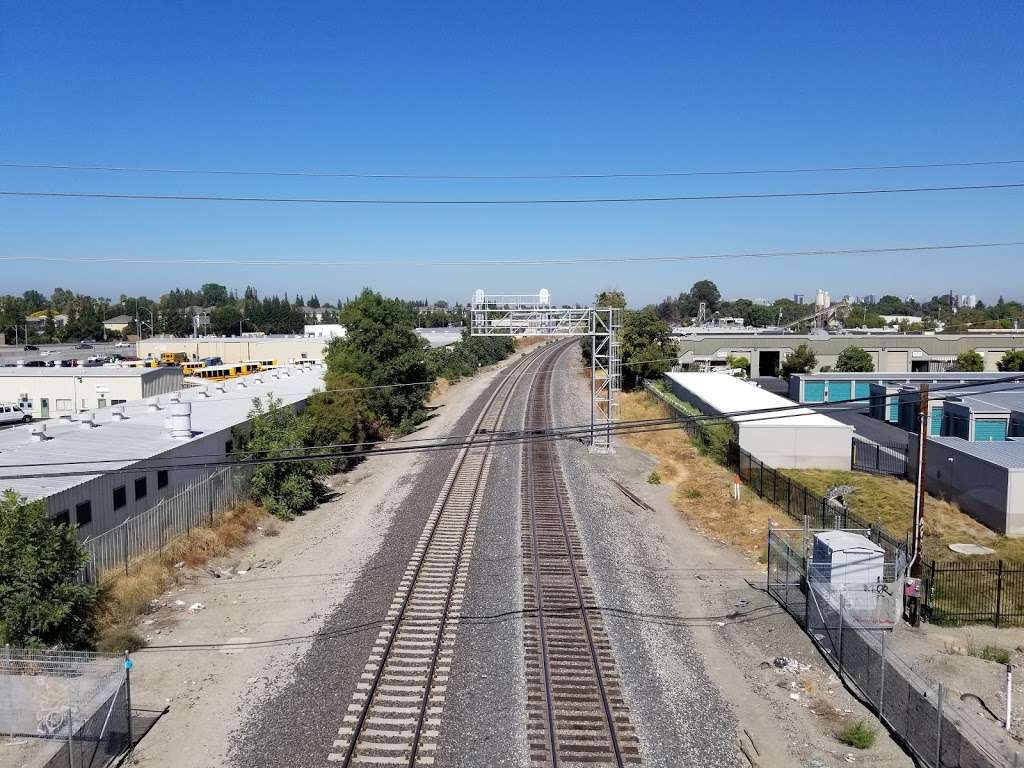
[
  {"xmin": 804, "ymin": 381, "xmax": 825, "ymax": 402},
  {"xmin": 828, "ymin": 381, "xmax": 852, "ymax": 402},
  {"xmin": 929, "ymin": 406, "xmax": 944, "ymax": 436},
  {"xmin": 974, "ymin": 418, "xmax": 1008, "ymax": 441},
  {"xmin": 888, "ymin": 399, "xmax": 899, "ymax": 422},
  {"xmin": 855, "ymin": 381, "xmax": 872, "ymax": 400}
]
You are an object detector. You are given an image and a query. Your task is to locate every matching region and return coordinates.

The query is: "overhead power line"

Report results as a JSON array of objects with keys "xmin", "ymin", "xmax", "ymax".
[
  {"xmin": 1, "ymin": 374, "xmax": 1020, "ymax": 480},
  {"xmin": 1, "ymin": 240, "xmax": 1021, "ymax": 268},
  {"xmin": 0, "ymin": 182, "xmax": 1022, "ymax": 206},
  {"xmin": 2, "ymin": 158, "xmax": 1022, "ymax": 180}
]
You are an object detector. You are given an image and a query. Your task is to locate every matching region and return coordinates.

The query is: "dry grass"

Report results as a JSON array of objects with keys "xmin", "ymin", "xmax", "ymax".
[
  {"xmin": 782, "ymin": 469, "xmax": 1024, "ymax": 561},
  {"xmin": 619, "ymin": 391, "xmax": 781, "ymax": 562},
  {"xmin": 428, "ymin": 377, "xmax": 451, "ymax": 407},
  {"xmin": 92, "ymin": 501, "xmax": 268, "ymax": 649}
]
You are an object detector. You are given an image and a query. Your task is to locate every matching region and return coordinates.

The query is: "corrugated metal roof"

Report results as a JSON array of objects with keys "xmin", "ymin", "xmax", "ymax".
[
  {"xmin": 665, "ymin": 372, "xmax": 851, "ymax": 429},
  {"xmin": 0, "ymin": 365, "xmax": 325, "ymax": 501},
  {"xmin": 0, "ymin": 367, "xmax": 172, "ymax": 379},
  {"xmin": 929, "ymin": 436, "xmax": 1024, "ymax": 470}
]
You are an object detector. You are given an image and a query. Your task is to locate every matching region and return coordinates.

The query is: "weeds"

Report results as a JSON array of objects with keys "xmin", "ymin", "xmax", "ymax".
[
  {"xmin": 967, "ymin": 641, "xmax": 1011, "ymax": 665},
  {"xmin": 647, "ymin": 470, "xmax": 661, "ymax": 485},
  {"xmin": 91, "ymin": 501, "xmax": 267, "ymax": 651},
  {"xmin": 837, "ymin": 720, "xmax": 878, "ymax": 749}
]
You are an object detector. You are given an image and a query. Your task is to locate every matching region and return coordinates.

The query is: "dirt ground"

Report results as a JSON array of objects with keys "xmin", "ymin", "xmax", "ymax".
[{"xmin": 122, "ymin": 352, "xmax": 531, "ymax": 768}]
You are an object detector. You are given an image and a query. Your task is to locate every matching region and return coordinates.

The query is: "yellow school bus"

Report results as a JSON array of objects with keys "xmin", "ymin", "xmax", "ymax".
[
  {"xmin": 125, "ymin": 359, "xmax": 160, "ymax": 368},
  {"xmin": 160, "ymin": 351, "xmax": 189, "ymax": 364},
  {"xmin": 181, "ymin": 361, "xmax": 206, "ymax": 376},
  {"xmin": 242, "ymin": 358, "xmax": 279, "ymax": 371}
]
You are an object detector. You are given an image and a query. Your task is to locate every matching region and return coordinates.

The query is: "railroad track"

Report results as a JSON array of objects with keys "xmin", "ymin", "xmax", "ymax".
[
  {"xmin": 522, "ymin": 345, "xmax": 640, "ymax": 767},
  {"xmin": 328, "ymin": 345, "xmax": 545, "ymax": 767}
]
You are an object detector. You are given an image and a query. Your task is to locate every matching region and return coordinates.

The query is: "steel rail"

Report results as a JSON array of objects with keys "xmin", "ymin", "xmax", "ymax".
[
  {"xmin": 337, "ymin": 347, "xmax": 541, "ymax": 767},
  {"xmin": 523, "ymin": 342, "xmax": 632, "ymax": 767}
]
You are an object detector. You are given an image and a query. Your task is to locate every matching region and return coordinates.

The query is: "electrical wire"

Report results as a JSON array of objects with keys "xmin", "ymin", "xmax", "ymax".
[
  {"xmin": 1, "ymin": 373, "xmax": 1021, "ymax": 479},
  {"xmin": 3, "ymin": 158, "xmax": 1022, "ymax": 180},
  {"xmin": 0, "ymin": 182, "xmax": 1022, "ymax": 206},
  {"xmin": 1, "ymin": 240, "xmax": 1022, "ymax": 268}
]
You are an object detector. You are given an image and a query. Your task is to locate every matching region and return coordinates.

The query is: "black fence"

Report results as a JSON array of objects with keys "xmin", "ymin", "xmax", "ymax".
[
  {"xmin": 851, "ymin": 435, "xmax": 908, "ymax": 478},
  {"xmin": 925, "ymin": 559, "xmax": 1024, "ymax": 627},
  {"xmin": 730, "ymin": 441, "xmax": 909, "ymax": 563}
]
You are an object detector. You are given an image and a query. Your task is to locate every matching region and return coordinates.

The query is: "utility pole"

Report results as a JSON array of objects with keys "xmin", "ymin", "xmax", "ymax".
[{"xmin": 911, "ymin": 382, "xmax": 929, "ymax": 577}]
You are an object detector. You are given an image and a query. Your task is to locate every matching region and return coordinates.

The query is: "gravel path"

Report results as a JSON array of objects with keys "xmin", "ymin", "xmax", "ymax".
[{"xmin": 549, "ymin": 348, "xmax": 743, "ymax": 767}]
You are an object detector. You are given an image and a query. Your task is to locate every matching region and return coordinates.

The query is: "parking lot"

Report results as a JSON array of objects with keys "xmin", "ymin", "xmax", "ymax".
[{"xmin": 0, "ymin": 341, "xmax": 136, "ymax": 366}]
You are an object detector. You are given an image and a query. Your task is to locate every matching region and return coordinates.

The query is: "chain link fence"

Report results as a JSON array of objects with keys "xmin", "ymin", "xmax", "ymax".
[
  {"xmin": 1, "ymin": 647, "xmax": 131, "ymax": 768},
  {"xmin": 80, "ymin": 465, "xmax": 250, "ymax": 583},
  {"xmin": 768, "ymin": 528, "xmax": 1017, "ymax": 767}
]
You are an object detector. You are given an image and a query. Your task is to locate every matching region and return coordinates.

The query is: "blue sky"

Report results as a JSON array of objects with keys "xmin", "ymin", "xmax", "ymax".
[{"xmin": 2, "ymin": 1, "xmax": 1022, "ymax": 306}]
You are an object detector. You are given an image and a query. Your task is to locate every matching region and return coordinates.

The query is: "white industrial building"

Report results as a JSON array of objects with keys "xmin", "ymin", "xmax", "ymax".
[
  {"xmin": 0, "ymin": 365, "xmax": 325, "ymax": 539},
  {"xmin": 0, "ymin": 367, "xmax": 183, "ymax": 420},
  {"xmin": 137, "ymin": 335, "xmax": 327, "ymax": 364},
  {"xmin": 664, "ymin": 372, "xmax": 854, "ymax": 469}
]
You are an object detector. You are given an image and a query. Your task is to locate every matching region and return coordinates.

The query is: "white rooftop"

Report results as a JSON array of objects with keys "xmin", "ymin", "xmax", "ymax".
[
  {"xmin": 666, "ymin": 372, "xmax": 849, "ymax": 428},
  {"xmin": 0, "ymin": 367, "xmax": 174, "ymax": 379},
  {"xmin": 0, "ymin": 365, "xmax": 325, "ymax": 502}
]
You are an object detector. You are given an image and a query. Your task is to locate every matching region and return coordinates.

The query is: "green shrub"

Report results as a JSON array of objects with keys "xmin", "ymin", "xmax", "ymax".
[
  {"xmin": 647, "ymin": 470, "xmax": 661, "ymax": 485},
  {"xmin": 684, "ymin": 488, "xmax": 703, "ymax": 499},
  {"xmin": 239, "ymin": 395, "xmax": 329, "ymax": 521},
  {"xmin": 837, "ymin": 720, "xmax": 878, "ymax": 749},
  {"xmin": 0, "ymin": 491, "xmax": 95, "ymax": 648}
]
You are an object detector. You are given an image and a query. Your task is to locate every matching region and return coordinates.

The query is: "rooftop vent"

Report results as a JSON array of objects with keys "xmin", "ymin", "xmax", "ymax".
[
  {"xmin": 79, "ymin": 411, "xmax": 97, "ymax": 429},
  {"xmin": 236, "ymin": 379, "xmax": 247, "ymax": 389},
  {"xmin": 169, "ymin": 402, "xmax": 192, "ymax": 439},
  {"xmin": 214, "ymin": 382, "xmax": 227, "ymax": 394},
  {"xmin": 168, "ymin": 392, "xmax": 181, "ymax": 404},
  {"xmin": 196, "ymin": 387, "xmax": 210, "ymax": 398},
  {"xmin": 112, "ymin": 405, "xmax": 128, "ymax": 421},
  {"xmin": 29, "ymin": 423, "xmax": 47, "ymax": 442},
  {"xmin": 58, "ymin": 413, "xmax": 73, "ymax": 424},
  {"xmin": 147, "ymin": 397, "xmax": 163, "ymax": 412}
]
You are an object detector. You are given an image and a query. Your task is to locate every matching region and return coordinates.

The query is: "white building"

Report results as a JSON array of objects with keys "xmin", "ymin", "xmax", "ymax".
[
  {"xmin": 0, "ymin": 365, "xmax": 325, "ymax": 539},
  {"xmin": 664, "ymin": 372, "xmax": 853, "ymax": 469},
  {"xmin": 0, "ymin": 367, "xmax": 183, "ymax": 419},
  {"xmin": 304, "ymin": 324, "xmax": 346, "ymax": 340}
]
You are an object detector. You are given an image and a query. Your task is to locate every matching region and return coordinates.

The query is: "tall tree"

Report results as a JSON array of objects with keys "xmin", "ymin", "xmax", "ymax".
[
  {"xmin": 835, "ymin": 346, "xmax": 875, "ymax": 372},
  {"xmin": 781, "ymin": 344, "xmax": 817, "ymax": 378},
  {"xmin": 328, "ymin": 289, "xmax": 431, "ymax": 430}
]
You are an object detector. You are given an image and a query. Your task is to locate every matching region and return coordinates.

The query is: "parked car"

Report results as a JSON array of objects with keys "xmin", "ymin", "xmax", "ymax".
[
  {"xmin": 23, "ymin": 344, "xmax": 39, "ymax": 351},
  {"xmin": 114, "ymin": 341, "xmax": 130, "ymax": 348},
  {"xmin": 59, "ymin": 359, "xmax": 76, "ymax": 367},
  {"xmin": 76, "ymin": 342, "xmax": 93, "ymax": 349},
  {"xmin": 0, "ymin": 403, "xmax": 31, "ymax": 425},
  {"xmin": 23, "ymin": 360, "xmax": 47, "ymax": 368}
]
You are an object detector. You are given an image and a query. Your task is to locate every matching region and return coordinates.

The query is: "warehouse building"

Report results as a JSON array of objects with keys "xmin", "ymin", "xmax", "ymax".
[
  {"xmin": 664, "ymin": 372, "xmax": 853, "ymax": 469},
  {"xmin": 787, "ymin": 371, "xmax": 1022, "ymax": 404},
  {"xmin": 0, "ymin": 365, "xmax": 324, "ymax": 539},
  {"xmin": 0, "ymin": 367, "xmax": 183, "ymax": 419},
  {"xmin": 909, "ymin": 437, "xmax": 1024, "ymax": 535},
  {"xmin": 137, "ymin": 335, "xmax": 327, "ymax": 364},
  {"xmin": 942, "ymin": 391, "xmax": 1024, "ymax": 441},
  {"xmin": 675, "ymin": 331, "xmax": 1024, "ymax": 377}
]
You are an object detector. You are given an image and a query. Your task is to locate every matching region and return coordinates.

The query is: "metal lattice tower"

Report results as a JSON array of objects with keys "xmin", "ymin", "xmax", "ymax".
[{"xmin": 470, "ymin": 289, "xmax": 621, "ymax": 452}]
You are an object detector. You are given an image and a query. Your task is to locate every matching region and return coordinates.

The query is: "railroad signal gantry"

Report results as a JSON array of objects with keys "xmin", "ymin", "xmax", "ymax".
[{"xmin": 470, "ymin": 289, "xmax": 621, "ymax": 452}]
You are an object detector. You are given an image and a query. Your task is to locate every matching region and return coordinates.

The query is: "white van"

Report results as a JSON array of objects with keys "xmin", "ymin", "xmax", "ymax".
[{"xmin": 0, "ymin": 403, "xmax": 32, "ymax": 425}]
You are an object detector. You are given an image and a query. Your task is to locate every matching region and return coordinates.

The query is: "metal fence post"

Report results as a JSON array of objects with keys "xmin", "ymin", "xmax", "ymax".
[
  {"xmin": 936, "ymin": 683, "xmax": 944, "ymax": 768},
  {"xmin": 879, "ymin": 630, "xmax": 888, "ymax": 716},
  {"xmin": 996, "ymin": 560, "xmax": 1004, "ymax": 628},
  {"xmin": 122, "ymin": 523, "xmax": 129, "ymax": 577},
  {"xmin": 838, "ymin": 592, "xmax": 845, "ymax": 669},
  {"xmin": 124, "ymin": 652, "xmax": 134, "ymax": 761}
]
